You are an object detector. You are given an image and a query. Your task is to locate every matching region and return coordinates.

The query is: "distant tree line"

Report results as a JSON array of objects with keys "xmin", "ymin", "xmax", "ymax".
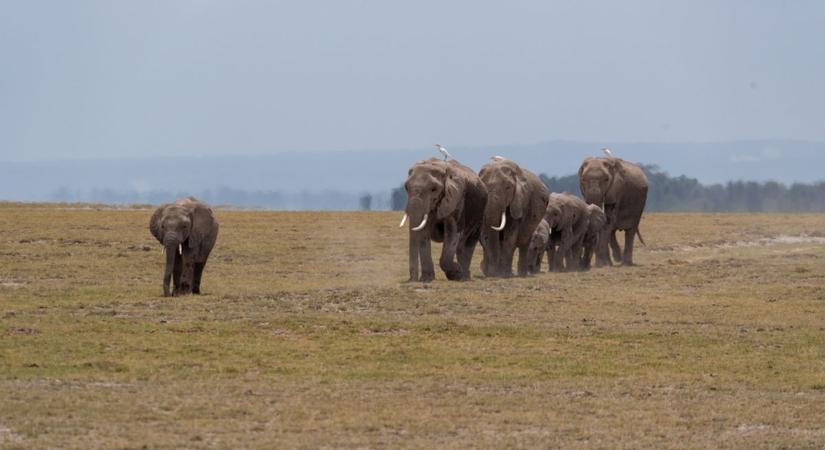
[
  {"xmin": 541, "ymin": 165, "xmax": 825, "ymax": 212},
  {"xmin": 49, "ymin": 164, "xmax": 825, "ymax": 212},
  {"xmin": 391, "ymin": 165, "xmax": 825, "ymax": 213}
]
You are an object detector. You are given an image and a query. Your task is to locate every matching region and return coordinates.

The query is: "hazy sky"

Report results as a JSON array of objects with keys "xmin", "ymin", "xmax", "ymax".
[{"xmin": 2, "ymin": 0, "xmax": 824, "ymax": 161}]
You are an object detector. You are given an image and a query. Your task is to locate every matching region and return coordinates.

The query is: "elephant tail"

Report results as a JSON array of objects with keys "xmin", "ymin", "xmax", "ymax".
[{"xmin": 636, "ymin": 228, "xmax": 647, "ymax": 247}]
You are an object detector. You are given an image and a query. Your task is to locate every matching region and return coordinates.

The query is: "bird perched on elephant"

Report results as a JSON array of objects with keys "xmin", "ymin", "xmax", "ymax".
[
  {"xmin": 149, "ymin": 197, "xmax": 219, "ymax": 296},
  {"xmin": 400, "ymin": 158, "xmax": 487, "ymax": 282},
  {"xmin": 478, "ymin": 157, "xmax": 549, "ymax": 277},
  {"xmin": 581, "ymin": 204, "xmax": 607, "ymax": 270},
  {"xmin": 579, "ymin": 153, "xmax": 648, "ymax": 266},
  {"xmin": 526, "ymin": 219, "xmax": 550, "ymax": 274},
  {"xmin": 544, "ymin": 193, "xmax": 590, "ymax": 272}
]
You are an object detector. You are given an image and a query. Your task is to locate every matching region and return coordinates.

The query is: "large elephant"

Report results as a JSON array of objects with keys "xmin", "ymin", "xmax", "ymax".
[
  {"xmin": 150, "ymin": 197, "xmax": 219, "ymax": 296},
  {"xmin": 544, "ymin": 193, "xmax": 590, "ymax": 272},
  {"xmin": 581, "ymin": 204, "xmax": 607, "ymax": 270},
  {"xmin": 479, "ymin": 158, "xmax": 549, "ymax": 277},
  {"xmin": 401, "ymin": 158, "xmax": 487, "ymax": 282},
  {"xmin": 579, "ymin": 155, "xmax": 648, "ymax": 266}
]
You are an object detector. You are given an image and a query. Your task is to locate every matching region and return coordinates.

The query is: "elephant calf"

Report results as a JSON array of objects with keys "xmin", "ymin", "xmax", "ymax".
[
  {"xmin": 581, "ymin": 204, "xmax": 607, "ymax": 270},
  {"xmin": 526, "ymin": 219, "xmax": 550, "ymax": 274},
  {"xmin": 544, "ymin": 193, "xmax": 590, "ymax": 272},
  {"xmin": 150, "ymin": 197, "xmax": 219, "ymax": 296}
]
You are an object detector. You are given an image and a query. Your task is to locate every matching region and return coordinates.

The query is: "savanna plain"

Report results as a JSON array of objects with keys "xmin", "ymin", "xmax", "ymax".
[{"xmin": 2, "ymin": 203, "xmax": 825, "ymax": 449}]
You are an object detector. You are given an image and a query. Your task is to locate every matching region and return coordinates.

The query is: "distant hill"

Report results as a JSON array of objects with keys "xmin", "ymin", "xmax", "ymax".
[{"xmin": 1, "ymin": 140, "xmax": 824, "ymax": 207}]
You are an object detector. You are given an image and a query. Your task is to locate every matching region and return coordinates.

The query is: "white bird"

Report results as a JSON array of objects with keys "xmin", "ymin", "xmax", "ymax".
[
  {"xmin": 601, "ymin": 147, "xmax": 614, "ymax": 157},
  {"xmin": 491, "ymin": 155, "xmax": 506, "ymax": 162},
  {"xmin": 435, "ymin": 144, "xmax": 452, "ymax": 160}
]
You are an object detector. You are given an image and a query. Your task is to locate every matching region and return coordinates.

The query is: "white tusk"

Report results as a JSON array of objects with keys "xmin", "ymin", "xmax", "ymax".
[
  {"xmin": 411, "ymin": 214, "xmax": 428, "ymax": 231},
  {"xmin": 162, "ymin": 247, "xmax": 166, "ymax": 256},
  {"xmin": 490, "ymin": 212, "xmax": 507, "ymax": 231},
  {"xmin": 178, "ymin": 244, "xmax": 182, "ymax": 254},
  {"xmin": 399, "ymin": 214, "xmax": 408, "ymax": 228}
]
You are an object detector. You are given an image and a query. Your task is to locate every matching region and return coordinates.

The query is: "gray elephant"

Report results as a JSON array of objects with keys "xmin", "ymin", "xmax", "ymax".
[
  {"xmin": 579, "ymin": 155, "xmax": 648, "ymax": 266},
  {"xmin": 401, "ymin": 158, "xmax": 487, "ymax": 282},
  {"xmin": 581, "ymin": 204, "xmax": 607, "ymax": 270},
  {"xmin": 544, "ymin": 193, "xmax": 590, "ymax": 272},
  {"xmin": 150, "ymin": 197, "xmax": 219, "ymax": 296},
  {"xmin": 479, "ymin": 157, "xmax": 550, "ymax": 277},
  {"xmin": 526, "ymin": 219, "xmax": 550, "ymax": 274}
]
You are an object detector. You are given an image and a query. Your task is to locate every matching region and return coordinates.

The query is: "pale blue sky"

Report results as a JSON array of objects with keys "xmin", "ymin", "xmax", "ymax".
[{"xmin": 1, "ymin": 0, "xmax": 824, "ymax": 160}]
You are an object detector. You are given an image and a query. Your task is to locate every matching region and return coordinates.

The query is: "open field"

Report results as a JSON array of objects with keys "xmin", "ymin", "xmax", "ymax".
[{"xmin": 2, "ymin": 203, "xmax": 825, "ymax": 448}]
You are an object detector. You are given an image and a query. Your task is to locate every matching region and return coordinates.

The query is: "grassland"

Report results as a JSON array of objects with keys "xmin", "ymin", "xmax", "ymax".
[{"xmin": 1, "ymin": 203, "xmax": 825, "ymax": 449}]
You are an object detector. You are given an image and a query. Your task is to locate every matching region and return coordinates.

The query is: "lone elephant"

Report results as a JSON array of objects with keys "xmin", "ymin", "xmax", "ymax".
[
  {"xmin": 479, "ymin": 157, "xmax": 549, "ymax": 277},
  {"xmin": 579, "ymin": 154, "xmax": 648, "ymax": 266},
  {"xmin": 401, "ymin": 158, "xmax": 488, "ymax": 282},
  {"xmin": 150, "ymin": 197, "xmax": 219, "ymax": 296}
]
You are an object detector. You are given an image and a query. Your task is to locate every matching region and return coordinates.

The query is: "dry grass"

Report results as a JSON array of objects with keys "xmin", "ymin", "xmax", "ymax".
[{"xmin": 1, "ymin": 203, "xmax": 825, "ymax": 448}]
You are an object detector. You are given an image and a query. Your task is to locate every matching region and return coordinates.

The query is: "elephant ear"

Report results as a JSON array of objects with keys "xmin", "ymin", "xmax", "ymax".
[
  {"xmin": 149, "ymin": 205, "xmax": 166, "ymax": 243},
  {"xmin": 437, "ymin": 168, "xmax": 466, "ymax": 220},
  {"xmin": 510, "ymin": 172, "xmax": 528, "ymax": 220},
  {"xmin": 187, "ymin": 202, "xmax": 216, "ymax": 251}
]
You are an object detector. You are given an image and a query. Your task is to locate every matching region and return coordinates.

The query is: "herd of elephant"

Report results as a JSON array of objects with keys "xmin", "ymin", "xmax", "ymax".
[
  {"xmin": 146, "ymin": 153, "xmax": 648, "ymax": 296},
  {"xmin": 400, "ymin": 153, "xmax": 649, "ymax": 282}
]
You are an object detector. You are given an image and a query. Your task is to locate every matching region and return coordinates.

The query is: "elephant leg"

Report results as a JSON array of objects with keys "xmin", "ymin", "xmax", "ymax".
[
  {"xmin": 610, "ymin": 230, "xmax": 623, "ymax": 264},
  {"xmin": 408, "ymin": 232, "xmax": 420, "ymax": 282},
  {"xmin": 582, "ymin": 242, "xmax": 593, "ymax": 271},
  {"xmin": 623, "ymin": 226, "xmax": 637, "ymax": 266},
  {"xmin": 595, "ymin": 228, "xmax": 613, "ymax": 267},
  {"xmin": 500, "ymin": 231, "xmax": 518, "ymax": 278},
  {"xmin": 419, "ymin": 237, "xmax": 435, "ymax": 282},
  {"xmin": 516, "ymin": 244, "xmax": 530, "ymax": 277},
  {"xmin": 178, "ymin": 254, "xmax": 194, "ymax": 295},
  {"xmin": 566, "ymin": 243, "xmax": 580, "ymax": 271},
  {"xmin": 482, "ymin": 230, "xmax": 502, "ymax": 277},
  {"xmin": 439, "ymin": 221, "xmax": 462, "ymax": 281},
  {"xmin": 535, "ymin": 250, "xmax": 544, "ymax": 274},
  {"xmin": 457, "ymin": 228, "xmax": 479, "ymax": 280},
  {"xmin": 192, "ymin": 261, "xmax": 205, "ymax": 294}
]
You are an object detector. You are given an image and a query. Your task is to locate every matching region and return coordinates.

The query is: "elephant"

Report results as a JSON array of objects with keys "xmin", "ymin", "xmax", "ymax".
[
  {"xmin": 581, "ymin": 204, "xmax": 607, "ymax": 270},
  {"xmin": 579, "ymin": 155, "xmax": 648, "ymax": 266},
  {"xmin": 526, "ymin": 219, "xmax": 550, "ymax": 274},
  {"xmin": 149, "ymin": 197, "xmax": 219, "ymax": 296},
  {"xmin": 401, "ymin": 158, "xmax": 488, "ymax": 282},
  {"xmin": 478, "ymin": 157, "xmax": 550, "ymax": 277},
  {"xmin": 544, "ymin": 193, "xmax": 590, "ymax": 272}
]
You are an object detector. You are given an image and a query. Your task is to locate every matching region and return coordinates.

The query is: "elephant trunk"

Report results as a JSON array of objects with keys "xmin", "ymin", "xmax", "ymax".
[
  {"xmin": 405, "ymin": 197, "xmax": 429, "ymax": 232},
  {"xmin": 484, "ymin": 200, "xmax": 507, "ymax": 231},
  {"xmin": 582, "ymin": 185, "xmax": 605, "ymax": 207},
  {"xmin": 163, "ymin": 241, "xmax": 177, "ymax": 296}
]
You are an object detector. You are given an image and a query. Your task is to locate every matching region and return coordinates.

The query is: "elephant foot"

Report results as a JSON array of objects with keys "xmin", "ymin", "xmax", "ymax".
[
  {"xmin": 444, "ymin": 271, "xmax": 463, "ymax": 281},
  {"xmin": 420, "ymin": 272, "xmax": 435, "ymax": 283}
]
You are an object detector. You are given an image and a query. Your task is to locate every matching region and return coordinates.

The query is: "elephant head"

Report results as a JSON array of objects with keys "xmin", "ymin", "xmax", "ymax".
[
  {"xmin": 544, "ymin": 194, "xmax": 566, "ymax": 231},
  {"xmin": 587, "ymin": 204, "xmax": 607, "ymax": 235},
  {"xmin": 579, "ymin": 157, "xmax": 624, "ymax": 207},
  {"xmin": 479, "ymin": 159, "xmax": 529, "ymax": 231},
  {"xmin": 400, "ymin": 159, "xmax": 466, "ymax": 232}
]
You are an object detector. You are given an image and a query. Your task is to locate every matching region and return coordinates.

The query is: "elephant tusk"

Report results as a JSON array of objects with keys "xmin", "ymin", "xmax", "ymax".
[
  {"xmin": 161, "ymin": 247, "xmax": 165, "ymax": 256},
  {"xmin": 411, "ymin": 214, "xmax": 428, "ymax": 231},
  {"xmin": 490, "ymin": 212, "xmax": 507, "ymax": 231},
  {"xmin": 178, "ymin": 244, "xmax": 183, "ymax": 255},
  {"xmin": 399, "ymin": 213, "xmax": 408, "ymax": 228}
]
